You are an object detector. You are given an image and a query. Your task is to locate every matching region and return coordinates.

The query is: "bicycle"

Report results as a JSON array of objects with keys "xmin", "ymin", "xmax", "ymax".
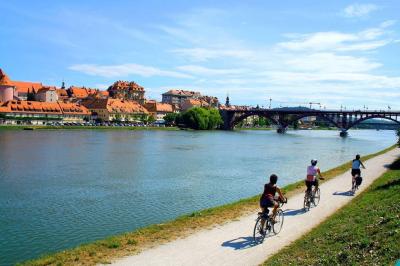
[
  {"xmin": 253, "ymin": 197, "xmax": 287, "ymax": 243},
  {"xmin": 351, "ymin": 174, "xmax": 362, "ymax": 194},
  {"xmin": 303, "ymin": 187, "xmax": 320, "ymax": 211}
]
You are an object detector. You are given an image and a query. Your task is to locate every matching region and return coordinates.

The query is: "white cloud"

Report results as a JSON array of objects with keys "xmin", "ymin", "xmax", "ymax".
[
  {"xmin": 69, "ymin": 64, "xmax": 193, "ymax": 79},
  {"xmin": 176, "ymin": 65, "xmax": 248, "ymax": 76},
  {"xmin": 278, "ymin": 21, "xmax": 395, "ymax": 52},
  {"xmin": 171, "ymin": 48, "xmax": 254, "ymax": 62},
  {"xmin": 343, "ymin": 3, "xmax": 378, "ymax": 18}
]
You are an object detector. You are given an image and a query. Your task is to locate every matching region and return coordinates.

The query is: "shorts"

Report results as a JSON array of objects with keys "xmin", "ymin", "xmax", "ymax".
[
  {"xmin": 351, "ymin": 169, "xmax": 361, "ymax": 177},
  {"xmin": 305, "ymin": 179, "xmax": 319, "ymax": 191},
  {"xmin": 260, "ymin": 197, "xmax": 275, "ymax": 208}
]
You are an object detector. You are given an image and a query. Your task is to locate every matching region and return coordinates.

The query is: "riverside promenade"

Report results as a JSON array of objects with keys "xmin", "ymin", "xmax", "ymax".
[{"xmin": 109, "ymin": 148, "xmax": 400, "ymax": 266}]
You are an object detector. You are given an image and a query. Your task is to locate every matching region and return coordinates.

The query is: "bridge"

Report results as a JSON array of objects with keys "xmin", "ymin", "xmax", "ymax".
[{"xmin": 219, "ymin": 107, "xmax": 400, "ymax": 136}]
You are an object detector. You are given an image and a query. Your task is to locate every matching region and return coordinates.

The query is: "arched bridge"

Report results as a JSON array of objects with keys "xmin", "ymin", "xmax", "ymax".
[{"xmin": 220, "ymin": 108, "xmax": 400, "ymax": 135}]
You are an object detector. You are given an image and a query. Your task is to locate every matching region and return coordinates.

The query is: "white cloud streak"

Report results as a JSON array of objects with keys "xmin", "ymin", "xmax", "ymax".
[
  {"xmin": 69, "ymin": 64, "xmax": 193, "ymax": 79},
  {"xmin": 343, "ymin": 3, "xmax": 378, "ymax": 18}
]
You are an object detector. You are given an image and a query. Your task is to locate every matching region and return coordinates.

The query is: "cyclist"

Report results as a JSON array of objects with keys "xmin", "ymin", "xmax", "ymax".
[
  {"xmin": 260, "ymin": 174, "xmax": 286, "ymax": 228},
  {"xmin": 351, "ymin": 154, "xmax": 365, "ymax": 185},
  {"xmin": 305, "ymin": 159, "xmax": 324, "ymax": 195}
]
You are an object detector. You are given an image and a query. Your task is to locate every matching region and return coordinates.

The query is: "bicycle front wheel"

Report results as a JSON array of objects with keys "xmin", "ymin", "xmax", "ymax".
[
  {"xmin": 273, "ymin": 209, "xmax": 284, "ymax": 234},
  {"xmin": 313, "ymin": 188, "xmax": 320, "ymax": 206},
  {"xmin": 253, "ymin": 217, "xmax": 267, "ymax": 242}
]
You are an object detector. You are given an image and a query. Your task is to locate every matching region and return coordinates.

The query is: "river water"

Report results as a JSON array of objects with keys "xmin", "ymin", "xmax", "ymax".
[{"xmin": 0, "ymin": 129, "xmax": 396, "ymax": 265}]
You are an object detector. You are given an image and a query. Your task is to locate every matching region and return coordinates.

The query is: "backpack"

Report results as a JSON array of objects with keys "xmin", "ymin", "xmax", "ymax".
[{"xmin": 356, "ymin": 176, "xmax": 363, "ymax": 186}]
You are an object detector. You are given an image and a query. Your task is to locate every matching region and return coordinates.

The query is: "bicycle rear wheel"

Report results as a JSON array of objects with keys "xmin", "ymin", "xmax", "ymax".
[
  {"xmin": 303, "ymin": 193, "xmax": 310, "ymax": 211},
  {"xmin": 253, "ymin": 216, "xmax": 268, "ymax": 242},
  {"xmin": 313, "ymin": 188, "xmax": 320, "ymax": 206},
  {"xmin": 273, "ymin": 209, "xmax": 284, "ymax": 234}
]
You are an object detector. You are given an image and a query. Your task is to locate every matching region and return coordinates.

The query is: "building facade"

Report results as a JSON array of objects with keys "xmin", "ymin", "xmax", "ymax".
[
  {"xmin": 107, "ymin": 81, "xmax": 145, "ymax": 104},
  {"xmin": 144, "ymin": 100, "xmax": 174, "ymax": 121},
  {"xmin": 35, "ymin": 87, "xmax": 59, "ymax": 102},
  {"xmin": 82, "ymin": 98, "xmax": 149, "ymax": 122}
]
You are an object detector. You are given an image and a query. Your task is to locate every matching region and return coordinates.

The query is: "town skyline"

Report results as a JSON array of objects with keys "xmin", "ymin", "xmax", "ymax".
[{"xmin": 1, "ymin": 1, "xmax": 400, "ymax": 109}]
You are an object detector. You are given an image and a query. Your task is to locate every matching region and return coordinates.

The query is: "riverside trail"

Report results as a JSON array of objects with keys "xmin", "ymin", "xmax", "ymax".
[{"xmin": 109, "ymin": 148, "xmax": 399, "ymax": 266}]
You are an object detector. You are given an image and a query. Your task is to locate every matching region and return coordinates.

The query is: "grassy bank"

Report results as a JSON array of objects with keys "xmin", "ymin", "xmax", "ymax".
[
  {"xmin": 19, "ymin": 145, "xmax": 397, "ymax": 266},
  {"xmin": 264, "ymin": 154, "xmax": 400, "ymax": 265},
  {"xmin": 0, "ymin": 125, "xmax": 179, "ymax": 131}
]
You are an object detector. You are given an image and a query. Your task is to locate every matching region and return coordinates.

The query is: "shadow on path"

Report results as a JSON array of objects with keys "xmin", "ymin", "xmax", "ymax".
[
  {"xmin": 221, "ymin": 236, "xmax": 258, "ymax": 250},
  {"xmin": 283, "ymin": 208, "xmax": 306, "ymax": 216},
  {"xmin": 333, "ymin": 191, "xmax": 354, "ymax": 197}
]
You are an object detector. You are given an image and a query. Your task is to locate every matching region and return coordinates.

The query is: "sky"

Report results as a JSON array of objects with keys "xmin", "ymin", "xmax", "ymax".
[{"xmin": 1, "ymin": 0, "xmax": 399, "ymax": 109}]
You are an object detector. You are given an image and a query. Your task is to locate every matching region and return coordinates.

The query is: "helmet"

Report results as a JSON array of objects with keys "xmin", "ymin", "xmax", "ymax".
[
  {"xmin": 356, "ymin": 154, "xmax": 360, "ymax": 160},
  {"xmin": 311, "ymin": 159, "xmax": 318, "ymax": 166}
]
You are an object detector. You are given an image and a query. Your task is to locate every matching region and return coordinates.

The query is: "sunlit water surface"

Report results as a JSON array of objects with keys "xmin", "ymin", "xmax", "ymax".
[{"xmin": 0, "ymin": 129, "xmax": 396, "ymax": 265}]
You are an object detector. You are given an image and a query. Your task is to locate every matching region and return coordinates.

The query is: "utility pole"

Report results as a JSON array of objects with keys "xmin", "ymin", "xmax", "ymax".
[{"xmin": 269, "ymin": 98, "xmax": 272, "ymax": 109}]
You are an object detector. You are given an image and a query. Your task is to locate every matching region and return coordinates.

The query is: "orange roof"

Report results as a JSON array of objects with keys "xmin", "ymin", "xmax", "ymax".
[
  {"xmin": 155, "ymin": 103, "xmax": 173, "ymax": 112},
  {"xmin": 56, "ymin": 89, "xmax": 68, "ymax": 97},
  {"xmin": 0, "ymin": 100, "xmax": 62, "ymax": 114},
  {"xmin": 58, "ymin": 102, "xmax": 90, "ymax": 115},
  {"xmin": 69, "ymin": 86, "xmax": 88, "ymax": 98},
  {"xmin": 99, "ymin": 90, "xmax": 109, "ymax": 97},
  {"xmin": 82, "ymin": 98, "xmax": 148, "ymax": 114},
  {"xmin": 0, "ymin": 100, "xmax": 90, "ymax": 116},
  {"xmin": 0, "ymin": 69, "xmax": 13, "ymax": 86},
  {"xmin": 10, "ymin": 81, "xmax": 42, "ymax": 94}
]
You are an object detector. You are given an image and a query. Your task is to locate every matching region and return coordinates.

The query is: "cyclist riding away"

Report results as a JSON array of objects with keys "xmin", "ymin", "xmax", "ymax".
[
  {"xmin": 305, "ymin": 159, "xmax": 324, "ymax": 195},
  {"xmin": 260, "ymin": 174, "xmax": 286, "ymax": 227},
  {"xmin": 351, "ymin": 154, "xmax": 365, "ymax": 183}
]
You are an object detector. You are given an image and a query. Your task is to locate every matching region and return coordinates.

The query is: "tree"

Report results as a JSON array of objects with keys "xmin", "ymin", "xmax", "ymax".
[
  {"xmin": 164, "ymin": 113, "xmax": 178, "ymax": 125},
  {"xmin": 181, "ymin": 107, "xmax": 222, "ymax": 130},
  {"xmin": 397, "ymin": 129, "xmax": 400, "ymax": 147},
  {"xmin": 147, "ymin": 115, "xmax": 156, "ymax": 124}
]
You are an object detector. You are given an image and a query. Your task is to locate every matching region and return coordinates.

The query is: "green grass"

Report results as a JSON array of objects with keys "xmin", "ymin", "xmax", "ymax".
[
  {"xmin": 18, "ymin": 145, "xmax": 397, "ymax": 266},
  {"xmin": 264, "ymin": 153, "xmax": 400, "ymax": 266},
  {"xmin": 0, "ymin": 125, "xmax": 179, "ymax": 131}
]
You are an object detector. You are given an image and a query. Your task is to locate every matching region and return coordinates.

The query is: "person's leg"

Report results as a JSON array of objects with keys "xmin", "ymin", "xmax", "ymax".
[
  {"xmin": 305, "ymin": 181, "xmax": 312, "ymax": 195},
  {"xmin": 313, "ymin": 179, "xmax": 319, "ymax": 194},
  {"xmin": 271, "ymin": 201, "xmax": 279, "ymax": 221}
]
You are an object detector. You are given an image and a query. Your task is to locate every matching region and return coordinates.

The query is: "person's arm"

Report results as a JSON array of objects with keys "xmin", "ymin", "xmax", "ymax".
[
  {"xmin": 360, "ymin": 160, "xmax": 366, "ymax": 169},
  {"xmin": 317, "ymin": 168, "xmax": 325, "ymax": 180},
  {"xmin": 276, "ymin": 187, "xmax": 286, "ymax": 202}
]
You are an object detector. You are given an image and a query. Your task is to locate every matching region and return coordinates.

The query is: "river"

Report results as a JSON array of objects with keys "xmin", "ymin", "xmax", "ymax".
[{"xmin": 0, "ymin": 129, "xmax": 397, "ymax": 265}]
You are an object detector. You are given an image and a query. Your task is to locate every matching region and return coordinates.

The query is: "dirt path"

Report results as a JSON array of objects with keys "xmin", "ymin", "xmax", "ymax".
[{"xmin": 110, "ymin": 148, "xmax": 399, "ymax": 266}]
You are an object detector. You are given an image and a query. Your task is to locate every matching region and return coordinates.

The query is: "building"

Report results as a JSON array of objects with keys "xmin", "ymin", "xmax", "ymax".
[
  {"xmin": 0, "ymin": 69, "xmax": 16, "ymax": 102},
  {"xmin": 161, "ymin": 90, "xmax": 201, "ymax": 106},
  {"xmin": 107, "ymin": 81, "xmax": 145, "ymax": 104},
  {"xmin": 181, "ymin": 98, "xmax": 210, "ymax": 111},
  {"xmin": 0, "ymin": 100, "xmax": 90, "ymax": 124},
  {"xmin": 82, "ymin": 98, "xmax": 149, "ymax": 122},
  {"xmin": 35, "ymin": 86, "xmax": 59, "ymax": 102},
  {"xmin": 56, "ymin": 88, "xmax": 69, "ymax": 101},
  {"xmin": 144, "ymin": 100, "xmax": 174, "ymax": 121},
  {"xmin": 161, "ymin": 89, "xmax": 219, "ymax": 110}
]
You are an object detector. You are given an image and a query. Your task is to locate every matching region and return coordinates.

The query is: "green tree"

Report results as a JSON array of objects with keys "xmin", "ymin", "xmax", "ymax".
[
  {"xmin": 397, "ymin": 128, "xmax": 400, "ymax": 147},
  {"xmin": 181, "ymin": 107, "xmax": 222, "ymax": 130},
  {"xmin": 147, "ymin": 115, "xmax": 156, "ymax": 124},
  {"xmin": 164, "ymin": 113, "xmax": 178, "ymax": 125}
]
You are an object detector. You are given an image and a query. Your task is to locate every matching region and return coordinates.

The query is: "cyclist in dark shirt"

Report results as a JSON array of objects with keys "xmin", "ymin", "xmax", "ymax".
[{"xmin": 260, "ymin": 174, "xmax": 286, "ymax": 223}]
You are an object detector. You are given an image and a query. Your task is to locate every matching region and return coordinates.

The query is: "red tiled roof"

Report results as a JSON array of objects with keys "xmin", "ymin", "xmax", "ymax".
[
  {"xmin": 82, "ymin": 98, "xmax": 148, "ymax": 114},
  {"xmin": 11, "ymin": 81, "xmax": 43, "ymax": 94},
  {"xmin": 0, "ymin": 100, "xmax": 90, "ymax": 116}
]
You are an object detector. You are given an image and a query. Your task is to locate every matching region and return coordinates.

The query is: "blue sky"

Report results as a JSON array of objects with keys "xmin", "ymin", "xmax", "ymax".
[{"xmin": 1, "ymin": 1, "xmax": 399, "ymax": 109}]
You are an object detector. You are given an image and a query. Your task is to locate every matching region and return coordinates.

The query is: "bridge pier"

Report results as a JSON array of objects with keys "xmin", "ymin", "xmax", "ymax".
[
  {"xmin": 277, "ymin": 125, "xmax": 287, "ymax": 134},
  {"xmin": 340, "ymin": 129, "xmax": 348, "ymax": 137}
]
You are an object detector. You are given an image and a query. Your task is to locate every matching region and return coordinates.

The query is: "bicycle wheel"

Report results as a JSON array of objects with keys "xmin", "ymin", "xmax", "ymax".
[
  {"xmin": 303, "ymin": 193, "xmax": 310, "ymax": 211},
  {"xmin": 313, "ymin": 188, "xmax": 320, "ymax": 206},
  {"xmin": 273, "ymin": 209, "xmax": 284, "ymax": 234},
  {"xmin": 253, "ymin": 216, "xmax": 267, "ymax": 242}
]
